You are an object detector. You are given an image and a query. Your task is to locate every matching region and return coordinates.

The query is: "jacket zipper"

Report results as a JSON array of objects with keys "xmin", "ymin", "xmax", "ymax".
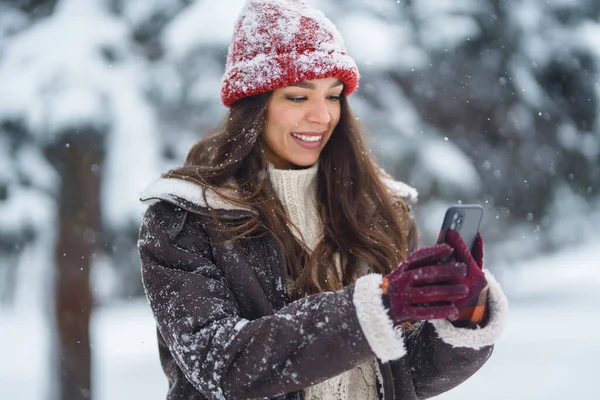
[
  {"xmin": 386, "ymin": 362, "xmax": 396, "ymax": 399},
  {"xmin": 375, "ymin": 361, "xmax": 386, "ymax": 400},
  {"xmin": 376, "ymin": 360, "xmax": 396, "ymax": 400}
]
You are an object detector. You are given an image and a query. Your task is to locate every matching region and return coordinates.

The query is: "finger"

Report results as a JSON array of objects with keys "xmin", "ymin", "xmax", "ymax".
[
  {"xmin": 472, "ymin": 232, "xmax": 484, "ymax": 268},
  {"xmin": 445, "ymin": 230, "xmax": 474, "ymax": 265},
  {"xmin": 405, "ymin": 304, "xmax": 459, "ymax": 321},
  {"xmin": 403, "ymin": 244, "xmax": 454, "ymax": 270},
  {"xmin": 409, "ymin": 262, "xmax": 467, "ymax": 285},
  {"xmin": 407, "ymin": 283, "xmax": 469, "ymax": 304}
]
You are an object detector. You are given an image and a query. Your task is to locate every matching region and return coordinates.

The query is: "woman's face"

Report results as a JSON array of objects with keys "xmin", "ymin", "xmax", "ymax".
[{"xmin": 263, "ymin": 77, "xmax": 343, "ymax": 169}]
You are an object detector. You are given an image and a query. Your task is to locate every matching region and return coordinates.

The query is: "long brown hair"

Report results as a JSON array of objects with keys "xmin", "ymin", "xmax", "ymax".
[{"xmin": 164, "ymin": 92, "xmax": 416, "ymax": 301}]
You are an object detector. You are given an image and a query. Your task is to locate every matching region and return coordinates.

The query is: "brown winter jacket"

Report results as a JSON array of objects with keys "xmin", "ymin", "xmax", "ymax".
[{"xmin": 138, "ymin": 179, "xmax": 508, "ymax": 400}]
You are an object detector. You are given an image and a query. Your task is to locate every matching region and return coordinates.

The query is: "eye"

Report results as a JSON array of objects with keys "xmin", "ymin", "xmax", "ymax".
[
  {"xmin": 286, "ymin": 96, "xmax": 306, "ymax": 103},
  {"xmin": 327, "ymin": 95, "xmax": 342, "ymax": 102}
]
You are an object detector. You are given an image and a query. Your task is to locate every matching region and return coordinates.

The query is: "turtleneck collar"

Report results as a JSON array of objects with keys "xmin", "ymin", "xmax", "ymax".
[
  {"xmin": 267, "ymin": 161, "xmax": 319, "ymax": 196},
  {"xmin": 267, "ymin": 161, "xmax": 321, "ymax": 249}
]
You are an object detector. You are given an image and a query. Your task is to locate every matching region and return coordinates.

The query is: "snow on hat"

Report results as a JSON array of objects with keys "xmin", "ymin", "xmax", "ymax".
[{"xmin": 220, "ymin": 0, "xmax": 359, "ymax": 107}]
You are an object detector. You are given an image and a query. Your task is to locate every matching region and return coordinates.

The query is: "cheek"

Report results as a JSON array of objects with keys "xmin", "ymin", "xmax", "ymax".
[
  {"xmin": 265, "ymin": 106, "xmax": 296, "ymax": 147},
  {"xmin": 269, "ymin": 106, "xmax": 302, "ymax": 135}
]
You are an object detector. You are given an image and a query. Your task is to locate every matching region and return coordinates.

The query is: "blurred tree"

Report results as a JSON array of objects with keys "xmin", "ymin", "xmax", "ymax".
[
  {"xmin": 384, "ymin": 0, "xmax": 600, "ymax": 253},
  {"xmin": 0, "ymin": 0, "xmax": 104, "ymax": 395},
  {"xmin": 6, "ymin": 0, "xmax": 58, "ymax": 18},
  {"xmin": 45, "ymin": 132, "xmax": 103, "ymax": 400},
  {"xmin": 0, "ymin": 0, "xmax": 169, "ymax": 398}
]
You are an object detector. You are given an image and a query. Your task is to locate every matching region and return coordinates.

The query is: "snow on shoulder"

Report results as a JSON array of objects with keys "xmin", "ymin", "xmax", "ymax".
[{"xmin": 139, "ymin": 177, "xmax": 253, "ymax": 212}]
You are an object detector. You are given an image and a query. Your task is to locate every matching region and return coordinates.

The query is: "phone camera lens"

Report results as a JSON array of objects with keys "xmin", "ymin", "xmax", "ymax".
[
  {"xmin": 452, "ymin": 213, "xmax": 459, "ymax": 221},
  {"xmin": 450, "ymin": 222, "xmax": 457, "ymax": 230}
]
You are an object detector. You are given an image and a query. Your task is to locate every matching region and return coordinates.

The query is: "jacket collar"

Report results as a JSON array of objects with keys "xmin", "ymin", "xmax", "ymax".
[{"xmin": 139, "ymin": 177, "xmax": 256, "ymax": 219}]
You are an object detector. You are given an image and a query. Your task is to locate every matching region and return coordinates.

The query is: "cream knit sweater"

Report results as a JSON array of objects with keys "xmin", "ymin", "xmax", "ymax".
[{"xmin": 268, "ymin": 162, "xmax": 380, "ymax": 400}]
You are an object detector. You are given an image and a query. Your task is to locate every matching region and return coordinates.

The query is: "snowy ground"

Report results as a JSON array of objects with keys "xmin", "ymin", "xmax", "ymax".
[{"xmin": 1, "ymin": 239, "xmax": 599, "ymax": 399}]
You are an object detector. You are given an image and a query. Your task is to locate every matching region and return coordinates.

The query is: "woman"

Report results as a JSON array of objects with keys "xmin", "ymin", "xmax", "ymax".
[{"xmin": 138, "ymin": 0, "xmax": 508, "ymax": 399}]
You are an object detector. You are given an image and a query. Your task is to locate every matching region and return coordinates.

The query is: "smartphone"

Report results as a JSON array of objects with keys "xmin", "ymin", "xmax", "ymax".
[{"xmin": 436, "ymin": 204, "xmax": 483, "ymax": 251}]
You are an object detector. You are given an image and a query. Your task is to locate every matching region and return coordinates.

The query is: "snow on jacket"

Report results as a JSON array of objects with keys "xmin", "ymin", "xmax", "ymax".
[{"xmin": 137, "ymin": 170, "xmax": 507, "ymax": 400}]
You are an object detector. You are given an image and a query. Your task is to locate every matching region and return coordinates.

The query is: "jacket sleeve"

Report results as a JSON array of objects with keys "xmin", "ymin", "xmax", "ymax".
[
  {"xmin": 397, "ymin": 270, "xmax": 508, "ymax": 398},
  {"xmin": 138, "ymin": 201, "xmax": 407, "ymax": 400}
]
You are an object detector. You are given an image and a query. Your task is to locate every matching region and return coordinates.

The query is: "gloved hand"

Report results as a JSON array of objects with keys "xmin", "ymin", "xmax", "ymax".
[
  {"xmin": 444, "ymin": 230, "xmax": 488, "ymax": 313},
  {"xmin": 381, "ymin": 243, "xmax": 469, "ymax": 326}
]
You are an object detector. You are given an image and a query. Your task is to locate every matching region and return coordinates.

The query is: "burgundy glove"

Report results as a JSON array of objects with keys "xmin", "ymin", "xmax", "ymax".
[
  {"xmin": 444, "ymin": 230, "xmax": 488, "ymax": 312},
  {"xmin": 382, "ymin": 244, "xmax": 469, "ymax": 326}
]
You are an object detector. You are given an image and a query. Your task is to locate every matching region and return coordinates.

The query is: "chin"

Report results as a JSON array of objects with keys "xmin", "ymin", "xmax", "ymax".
[{"xmin": 289, "ymin": 155, "xmax": 320, "ymax": 168}]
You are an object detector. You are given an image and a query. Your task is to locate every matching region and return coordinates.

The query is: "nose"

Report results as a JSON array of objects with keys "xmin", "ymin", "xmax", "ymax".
[{"xmin": 306, "ymin": 98, "xmax": 331, "ymax": 125}]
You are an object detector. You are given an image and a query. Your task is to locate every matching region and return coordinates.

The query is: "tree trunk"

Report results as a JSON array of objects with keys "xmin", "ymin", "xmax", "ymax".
[{"xmin": 46, "ymin": 133, "xmax": 103, "ymax": 400}]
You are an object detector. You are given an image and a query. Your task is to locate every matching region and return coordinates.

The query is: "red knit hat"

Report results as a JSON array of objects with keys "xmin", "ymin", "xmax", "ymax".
[{"xmin": 220, "ymin": 0, "xmax": 359, "ymax": 107}]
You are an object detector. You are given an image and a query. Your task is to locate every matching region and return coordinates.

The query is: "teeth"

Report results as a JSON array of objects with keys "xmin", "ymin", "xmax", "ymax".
[{"xmin": 291, "ymin": 133, "xmax": 323, "ymax": 142}]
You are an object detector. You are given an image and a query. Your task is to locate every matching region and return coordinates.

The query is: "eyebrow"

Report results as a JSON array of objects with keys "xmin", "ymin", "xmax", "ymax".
[{"xmin": 291, "ymin": 80, "xmax": 344, "ymax": 89}]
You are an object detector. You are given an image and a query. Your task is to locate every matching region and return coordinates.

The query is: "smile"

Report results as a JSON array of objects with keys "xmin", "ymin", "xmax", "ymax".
[{"xmin": 290, "ymin": 133, "xmax": 324, "ymax": 142}]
